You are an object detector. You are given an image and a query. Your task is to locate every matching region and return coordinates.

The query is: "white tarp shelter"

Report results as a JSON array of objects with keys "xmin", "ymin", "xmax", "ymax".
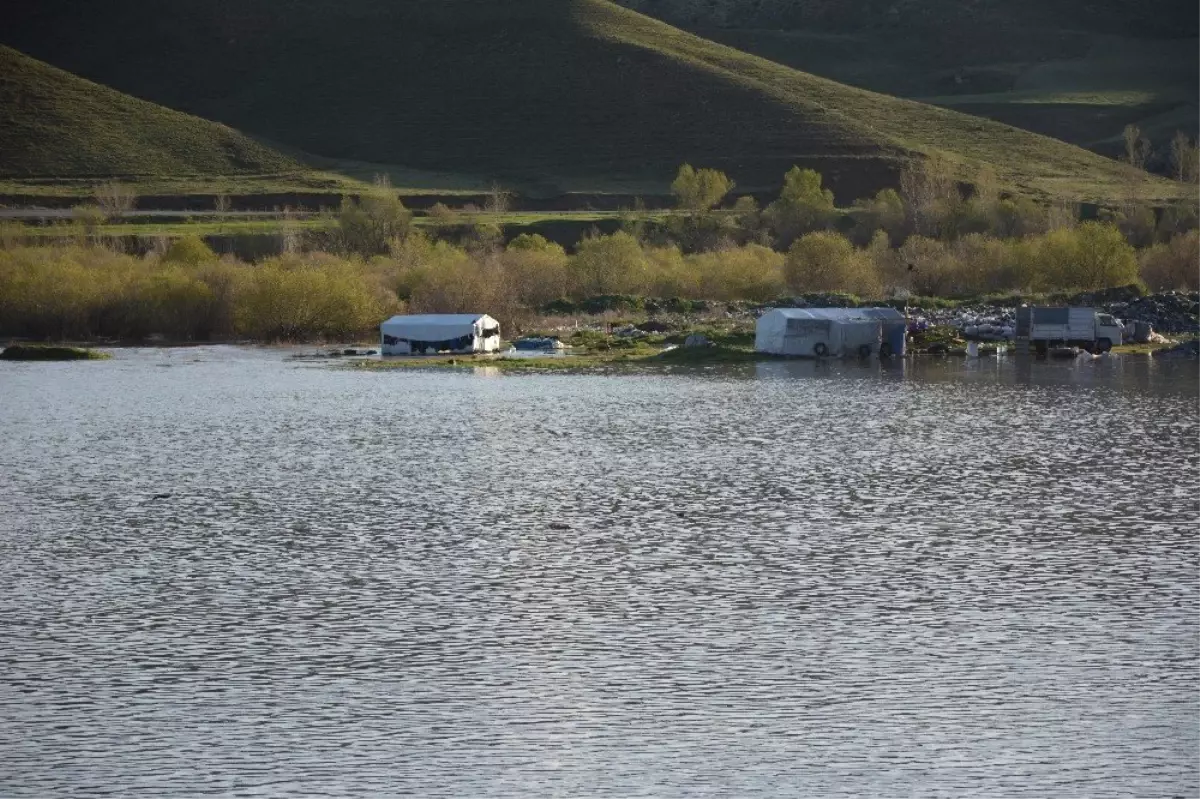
[
  {"xmin": 755, "ymin": 307, "xmax": 906, "ymax": 358},
  {"xmin": 380, "ymin": 313, "xmax": 501, "ymax": 356}
]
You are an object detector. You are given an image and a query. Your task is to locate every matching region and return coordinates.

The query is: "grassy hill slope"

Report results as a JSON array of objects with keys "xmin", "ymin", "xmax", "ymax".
[
  {"xmin": 618, "ymin": 0, "xmax": 1197, "ymax": 40},
  {"xmin": 0, "ymin": 1, "xmax": 1186, "ymax": 202},
  {"xmin": 618, "ymin": 0, "xmax": 1198, "ymax": 166},
  {"xmin": 0, "ymin": 46, "xmax": 304, "ymax": 180}
]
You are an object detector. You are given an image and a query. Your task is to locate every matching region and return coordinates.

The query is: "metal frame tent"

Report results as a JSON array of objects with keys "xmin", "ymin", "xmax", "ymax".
[
  {"xmin": 755, "ymin": 308, "xmax": 905, "ymax": 358},
  {"xmin": 380, "ymin": 314, "xmax": 501, "ymax": 356}
]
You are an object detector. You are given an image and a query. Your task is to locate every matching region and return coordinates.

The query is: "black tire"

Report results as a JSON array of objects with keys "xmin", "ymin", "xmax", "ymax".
[
  {"xmin": 813, "ymin": 342, "xmax": 828, "ymax": 357},
  {"xmin": 858, "ymin": 344, "xmax": 872, "ymax": 358},
  {"xmin": 879, "ymin": 342, "xmax": 894, "ymax": 358},
  {"xmin": 1094, "ymin": 338, "xmax": 1112, "ymax": 353}
]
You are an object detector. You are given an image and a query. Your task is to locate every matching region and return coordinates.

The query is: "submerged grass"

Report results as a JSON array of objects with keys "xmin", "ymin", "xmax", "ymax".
[
  {"xmin": 347, "ymin": 348, "xmax": 757, "ymax": 373},
  {"xmin": 1, "ymin": 344, "xmax": 110, "ymax": 360}
]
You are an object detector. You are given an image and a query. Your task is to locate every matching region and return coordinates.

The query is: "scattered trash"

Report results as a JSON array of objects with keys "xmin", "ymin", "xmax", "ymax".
[{"xmin": 513, "ymin": 337, "xmax": 565, "ymax": 351}]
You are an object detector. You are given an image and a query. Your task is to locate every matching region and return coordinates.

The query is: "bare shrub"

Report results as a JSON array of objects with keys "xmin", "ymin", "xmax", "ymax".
[
  {"xmin": 485, "ymin": 183, "xmax": 513, "ymax": 215},
  {"xmin": 1123, "ymin": 124, "xmax": 1151, "ymax": 171},
  {"xmin": 71, "ymin": 205, "xmax": 107, "ymax": 237},
  {"xmin": 900, "ymin": 153, "xmax": 960, "ymax": 237},
  {"xmin": 94, "ymin": 181, "xmax": 137, "ymax": 220},
  {"xmin": 427, "ymin": 202, "xmax": 461, "ymax": 230},
  {"xmin": 0, "ymin": 221, "xmax": 28, "ymax": 250},
  {"xmin": 1140, "ymin": 230, "xmax": 1199, "ymax": 291}
]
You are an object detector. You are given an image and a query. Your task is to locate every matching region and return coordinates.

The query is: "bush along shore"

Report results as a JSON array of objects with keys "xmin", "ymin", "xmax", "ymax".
[{"xmin": 2, "ymin": 162, "xmax": 1196, "ymax": 347}]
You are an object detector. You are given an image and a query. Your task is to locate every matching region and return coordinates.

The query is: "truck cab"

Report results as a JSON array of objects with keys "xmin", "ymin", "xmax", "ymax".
[{"xmin": 1094, "ymin": 313, "xmax": 1123, "ymax": 352}]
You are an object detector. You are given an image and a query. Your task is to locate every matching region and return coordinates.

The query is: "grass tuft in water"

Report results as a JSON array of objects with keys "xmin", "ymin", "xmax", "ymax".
[{"xmin": 1, "ymin": 344, "xmax": 111, "ymax": 361}]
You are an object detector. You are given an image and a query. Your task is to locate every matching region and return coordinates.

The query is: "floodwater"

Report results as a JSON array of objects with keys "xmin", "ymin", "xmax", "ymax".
[{"xmin": 1, "ymin": 349, "xmax": 1197, "ymax": 798}]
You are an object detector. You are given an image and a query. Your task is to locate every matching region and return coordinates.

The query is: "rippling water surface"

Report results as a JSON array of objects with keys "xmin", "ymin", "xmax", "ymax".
[{"xmin": 1, "ymin": 349, "xmax": 1197, "ymax": 798}]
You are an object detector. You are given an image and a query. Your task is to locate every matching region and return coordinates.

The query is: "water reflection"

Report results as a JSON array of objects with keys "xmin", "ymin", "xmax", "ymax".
[{"xmin": 0, "ymin": 348, "xmax": 1195, "ymax": 798}]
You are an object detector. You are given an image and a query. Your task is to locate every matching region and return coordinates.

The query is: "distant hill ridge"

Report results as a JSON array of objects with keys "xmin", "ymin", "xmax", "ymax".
[
  {"xmin": 0, "ymin": 46, "xmax": 298, "ymax": 179},
  {"xmin": 614, "ymin": 0, "xmax": 1198, "ymax": 39},
  {"xmin": 0, "ymin": 1, "xmax": 1186, "ymax": 201}
]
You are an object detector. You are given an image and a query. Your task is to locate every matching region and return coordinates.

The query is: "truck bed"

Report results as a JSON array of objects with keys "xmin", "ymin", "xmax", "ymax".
[{"xmin": 1015, "ymin": 307, "xmax": 1095, "ymax": 341}]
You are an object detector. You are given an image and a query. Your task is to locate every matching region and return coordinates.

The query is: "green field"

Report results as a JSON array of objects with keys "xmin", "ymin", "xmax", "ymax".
[{"xmin": 1, "ymin": 0, "xmax": 1190, "ymax": 206}]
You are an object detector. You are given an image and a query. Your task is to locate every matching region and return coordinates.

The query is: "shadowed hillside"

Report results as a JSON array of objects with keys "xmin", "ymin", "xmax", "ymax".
[
  {"xmin": 1, "ymin": 1, "xmax": 1187, "ymax": 201},
  {"xmin": 0, "ymin": 46, "xmax": 300, "ymax": 179},
  {"xmin": 617, "ymin": 0, "xmax": 1199, "ymax": 165},
  {"xmin": 617, "ymin": 0, "xmax": 1198, "ymax": 38}
]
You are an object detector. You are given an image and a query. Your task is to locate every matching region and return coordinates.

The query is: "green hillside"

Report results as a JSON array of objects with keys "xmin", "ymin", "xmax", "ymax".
[
  {"xmin": 0, "ymin": 1, "xmax": 1188, "ymax": 202},
  {"xmin": 0, "ymin": 46, "xmax": 306, "ymax": 181}
]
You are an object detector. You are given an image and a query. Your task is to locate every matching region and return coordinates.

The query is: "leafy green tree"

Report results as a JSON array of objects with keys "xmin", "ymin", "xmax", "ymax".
[
  {"xmin": 690, "ymin": 244, "xmax": 784, "ymax": 301},
  {"xmin": 1032, "ymin": 222, "xmax": 1139, "ymax": 290},
  {"xmin": 336, "ymin": 190, "xmax": 412, "ymax": 257},
  {"xmin": 570, "ymin": 231, "xmax": 648, "ymax": 296},
  {"xmin": 162, "ymin": 235, "xmax": 216, "ymax": 265},
  {"xmin": 784, "ymin": 230, "xmax": 879, "ymax": 295},
  {"xmin": 850, "ymin": 188, "xmax": 906, "ymax": 244},
  {"xmin": 671, "ymin": 164, "xmax": 735, "ymax": 211},
  {"xmin": 765, "ymin": 167, "xmax": 835, "ymax": 245},
  {"xmin": 502, "ymin": 234, "xmax": 571, "ymax": 306},
  {"xmin": 994, "ymin": 197, "xmax": 1046, "ymax": 238},
  {"xmin": 1071, "ymin": 221, "xmax": 1140, "ymax": 288}
]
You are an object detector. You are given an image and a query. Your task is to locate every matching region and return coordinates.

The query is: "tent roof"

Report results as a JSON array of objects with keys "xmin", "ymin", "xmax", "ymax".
[
  {"xmin": 382, "ymin": 314, "xmax": 492, "ymax": 327},
  {"xmin": 763, "ymin": 307, "xmax": 905, "ymax": 322}
]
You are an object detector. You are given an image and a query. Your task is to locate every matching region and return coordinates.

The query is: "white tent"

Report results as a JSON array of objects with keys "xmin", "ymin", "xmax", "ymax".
[
  {"xmin": 755, "ymin": 307, "xmax": 906, "ymax": 358},
  {"xmin": 380, "ymin": 313, "xmax": 501, "ymax": 356}
]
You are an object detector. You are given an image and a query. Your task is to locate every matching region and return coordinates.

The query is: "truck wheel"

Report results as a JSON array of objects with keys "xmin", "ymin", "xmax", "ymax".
[{"xmin": 1095, "ymin": 338, "xmax": 1112, "ymax": 353}]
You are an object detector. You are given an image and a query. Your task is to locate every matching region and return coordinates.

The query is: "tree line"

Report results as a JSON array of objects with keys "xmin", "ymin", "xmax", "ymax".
[{"xmin": 3, "ymin": 155, "xmax": 1196, "ymax": 342}]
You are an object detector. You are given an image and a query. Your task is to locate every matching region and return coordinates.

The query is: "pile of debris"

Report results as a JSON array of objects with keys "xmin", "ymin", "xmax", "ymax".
[
  {"xmin": 906, "ymin": 306, "xmax": 1016, "ymax": 341},
  {"xmin": 1102, "ymin": 292, "xmax": 1199, "ymax": 334},
  {"xmin": 903, "ymin": 292, "xmax": 1198, "ymax": 341}
]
